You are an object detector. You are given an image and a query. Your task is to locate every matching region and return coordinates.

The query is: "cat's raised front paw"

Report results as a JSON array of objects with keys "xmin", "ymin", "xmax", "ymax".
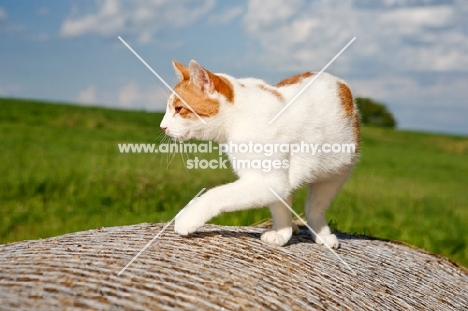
[
  {"xmin": 174, "ymin": 205, "xmax": 205, "ymax": 236},
  {"xmin": 314, "ymin": 233, "xmax": 340, "ymax": 249},
  {"xmin": 174, "ymin": 220, "xmax": 200, "ymax": 236},
  {"xmin": 261, "ymin": 228, "xmax": 292, "ymax": 246}
]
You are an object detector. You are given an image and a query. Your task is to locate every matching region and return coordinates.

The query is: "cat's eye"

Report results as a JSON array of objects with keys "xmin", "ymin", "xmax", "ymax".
[{"xmin": 175, "ymin": 106, "xmax": 182, "ymax": 113}]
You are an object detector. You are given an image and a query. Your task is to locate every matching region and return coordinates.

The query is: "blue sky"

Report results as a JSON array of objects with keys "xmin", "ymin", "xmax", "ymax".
[{"xmin": 1, "ymin": 0, "xmax": 467, "ymax": 135}]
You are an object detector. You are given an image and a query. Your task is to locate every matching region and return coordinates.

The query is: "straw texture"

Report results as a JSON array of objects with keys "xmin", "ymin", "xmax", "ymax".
[{"xmin": 0, "ymin": 223, "xmax": 467, "ymax": 310}]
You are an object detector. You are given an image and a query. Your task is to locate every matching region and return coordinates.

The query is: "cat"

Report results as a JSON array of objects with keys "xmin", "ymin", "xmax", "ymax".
[{"xmin": 160, "ymin": 60, "xmax": 360, "ymax": 248}]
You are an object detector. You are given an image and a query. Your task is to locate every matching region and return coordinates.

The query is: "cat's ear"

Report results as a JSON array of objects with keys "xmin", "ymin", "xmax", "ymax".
[
  {"xmin": 189, "ymin": 60, "xmax": 214, "ymax": 94},
  {"xmin": 172, "ymin": 60, "xmax": 189, "ymax": 81}
]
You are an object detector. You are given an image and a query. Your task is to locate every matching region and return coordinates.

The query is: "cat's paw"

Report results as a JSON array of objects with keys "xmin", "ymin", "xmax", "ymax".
[
  {"xmin": 261, "ymin": 228, "xmax": 292, "ymax": 246},
  {"xmin": 174, "ymin": 205, "xmax": 205, "ymax": 236},
  {"xmin": 174, "ymin": 219, "xmax": 200, "ymax": 236},
  {"xmin": 292, "ymin": 223, "xmax": 300, "ymax": 235},
  {"xmin": 313, "ymin": 233, "xmax": 340, "ymax": 249}
]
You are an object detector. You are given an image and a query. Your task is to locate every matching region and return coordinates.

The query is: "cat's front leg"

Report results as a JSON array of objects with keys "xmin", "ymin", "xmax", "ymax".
[{"xmin": 174, "ymin": 178, "xmax": 291, "ymax": 236}]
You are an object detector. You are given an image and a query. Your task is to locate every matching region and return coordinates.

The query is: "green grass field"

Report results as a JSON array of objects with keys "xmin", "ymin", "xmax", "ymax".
[{"xmin": 1, "ymin": 98, "xmax": 467, "ymax": 267}]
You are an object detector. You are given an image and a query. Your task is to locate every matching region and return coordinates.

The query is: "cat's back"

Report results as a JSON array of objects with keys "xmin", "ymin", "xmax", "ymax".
[
  {"xmin": 274, "ymin": 71, "xmax": 356, "ymax": 128},
  {"xmin": 276, "ymin": 71, "xmax": 347, "ymax": 102},
  {"xmin": 224, "ymin": 70, "xmax": 358, "ymax": 146}
]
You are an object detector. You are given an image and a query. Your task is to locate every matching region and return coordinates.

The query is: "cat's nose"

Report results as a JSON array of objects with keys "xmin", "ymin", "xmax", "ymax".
[{"xmin": 161, "ymin": 127, "xmax": 167, "ymax": 132}]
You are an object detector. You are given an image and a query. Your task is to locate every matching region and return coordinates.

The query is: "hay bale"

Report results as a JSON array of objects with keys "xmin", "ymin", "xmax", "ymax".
[{"xmin": 0, "ymin": 223, "xmax": 466, "ymax": 310}]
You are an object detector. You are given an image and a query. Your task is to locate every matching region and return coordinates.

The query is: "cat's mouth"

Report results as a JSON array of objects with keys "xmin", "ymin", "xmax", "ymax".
[
  {"xmin": 170, "ymin": 136, "xmax": 186, "ymax": 142},
  {"xmin": 164, "ymin": 130, "xmax": 189, "ymax": 142}
]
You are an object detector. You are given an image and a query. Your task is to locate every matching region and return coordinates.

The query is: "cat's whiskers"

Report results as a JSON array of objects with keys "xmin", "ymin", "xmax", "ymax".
[
  {"xmin": 151, "ymin": 133, "xmax": 165, "ymax": 164},
  {"xmin": 164, "ymin": 136, "xmax": 173, "ymax": 168},
  {"xmin": 158, "ymin": 135, "xmax": 170, "ymax": 169},
  {"xmin": 179, "ymin": 141, "xmax": 189, "ymax": 174},
  {"xmin": 145, "ymin": 131, "xmax": 165, "ymax": 167},
  {"xmin": 149, "ymin": 141, "xmax": 159, "ymax": 163},
  {"xmin": 166, "ymin": 139, "xmax": 178, "ymax": 169},
  {"xmin": 153, "ymin": 130, "xmax": 166, "ymax": 143},
  {"xmin": 153, "ymin": 131, "xmax": 167, "ymax": 163}
]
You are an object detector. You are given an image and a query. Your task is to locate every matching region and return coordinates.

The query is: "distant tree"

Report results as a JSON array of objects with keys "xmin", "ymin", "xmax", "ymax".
[{"xmin": 355, "ymin": 98, "xmax": 396, "ymax": 128}]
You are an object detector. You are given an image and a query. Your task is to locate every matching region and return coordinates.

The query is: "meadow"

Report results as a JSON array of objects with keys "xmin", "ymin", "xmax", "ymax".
[{"xmin": 1, "ymin": 98, "xmax": 467, "ymax": 267}]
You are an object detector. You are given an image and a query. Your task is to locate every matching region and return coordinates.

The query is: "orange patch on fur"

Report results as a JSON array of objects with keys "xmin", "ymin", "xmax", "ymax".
[
  {"xmin": 257, "ymin": 84, "xmax": 284, "ymax": 101},
  {"xmin": 277, "ymin": 72, "xmax": 314, "ymax": 87},
  {"xmin": 337, "ymin": 81, "xmax": 359, "ymax": 151},
  {"xmin": 352, "ymin": 112, "xmax": 360, "ymax": 152},
  {"xmin": 338, "ymin": 82, "xmax": 354, "ymax": 117},
  {"xmin": 210, "ymin": 74, "xmax": 234, "ymax": 103},
  {"xmin": 173, "ymin": 81, "xmax": 219, "ymax": 119}
]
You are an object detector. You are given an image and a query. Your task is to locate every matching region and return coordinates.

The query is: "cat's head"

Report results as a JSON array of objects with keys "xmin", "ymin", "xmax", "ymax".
[{"xmin": 160, "ymin": 60, "xmax": 234, "ymax": 141}]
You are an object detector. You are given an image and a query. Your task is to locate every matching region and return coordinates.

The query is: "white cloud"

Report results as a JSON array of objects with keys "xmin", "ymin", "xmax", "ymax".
[
  {"xmin": 147, "ymin": 86, "xmax": 170, "ymax": 111},
  {"xmin": 117, "ymin": 82, "xmax": 168, "ymax": 110},
  {"xmin": 31, "ymin": 33, "xmax": 51, "ymax": 42},
  {"xmin": 245, "ymin": 0, "xmax": 303, "ymax": 30},
  {"xmin": 77, "ymin": 85, "xmax": 97, "ymax": 104},
  {"xmin": 0, "ymin": 7, "xmax": 26, "ymax": 34},
  {"xmin": 0, "ymin": 7, "xmax": 7, "ymax": 20},
  {"xmin": 380, "ymin": 6, "xmax": 453, "ymax": 32},
  {"xmin": 242, "ymin": 0, "xmax": 468, "ymax": 73},
  {"xmin": 76, "ymin": 82, "xmax": 168, "ymax": 110},
  {"xmin": 60, "ymin": 0, "xmax": 216, "ymax": 43},
  {"xmin": 37, "ymin": 7, "xmax": 50, "ymax": 16},
  {"xmin": 208, "ymin": 6, "xmax": 243, "ymax": 25},
  {"xmin": 243, "ymin": 0, "xmax": 356, "ymax": 72},
  {"xmin": 0, "ymin": 84, "xmax": 21, "ymax": 97},
  {"xmin": 351, "ymin": 76, "xmax": 418, "ymax": 101},
  {"xmin": 118, "ymin": 82, "xmax": 141, "ymax": 108}
]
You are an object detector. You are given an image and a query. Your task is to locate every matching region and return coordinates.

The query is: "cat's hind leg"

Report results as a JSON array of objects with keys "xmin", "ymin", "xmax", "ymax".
[
  {"xmin": 305, "ymin": 170, "xmax": 351, "ymax": 249},
  {"xmin": 261, "ymin": 195, "xmax": 293, "ymax": 246},
  {"xmin": 292, "ymin": 222, "xmax": 300, "ymax": 235}
]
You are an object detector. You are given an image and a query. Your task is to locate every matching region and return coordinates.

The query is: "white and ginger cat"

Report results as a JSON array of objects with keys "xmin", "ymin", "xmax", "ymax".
[{"xmin": 160, "ymin": 60, "xmax": 360, "ymax": 248}]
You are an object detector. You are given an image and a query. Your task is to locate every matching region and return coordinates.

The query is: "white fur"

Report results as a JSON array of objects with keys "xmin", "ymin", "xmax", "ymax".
[{"xmin": 161, "ymin": 61, "xmax": 358, "ymax": 248}]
